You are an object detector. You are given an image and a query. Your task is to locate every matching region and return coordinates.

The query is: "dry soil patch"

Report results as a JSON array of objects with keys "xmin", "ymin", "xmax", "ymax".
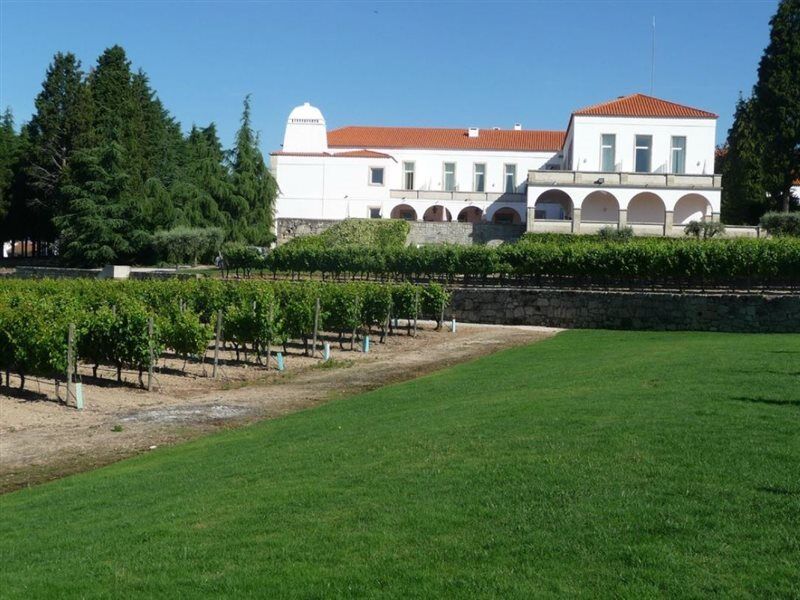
[{"xmin": 0, "ymin": 322, "xmax": 559, "ymax": 492}]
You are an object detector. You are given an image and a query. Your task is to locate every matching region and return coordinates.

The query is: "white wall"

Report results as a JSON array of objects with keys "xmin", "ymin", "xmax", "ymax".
[
  {"xmin": 274, "ymin": 145, "xmax": 558, "ymax": 221},
  {"xmin": 273, "ymin": 154, "xmax": 392, "ymax": 220},
  {"xmin": 327, "ymin": 146, "xmax": 557, "ymax": 194},
  {"xmin": 569, "ymin": 115, "xmax": 717, "ymax": 175}
]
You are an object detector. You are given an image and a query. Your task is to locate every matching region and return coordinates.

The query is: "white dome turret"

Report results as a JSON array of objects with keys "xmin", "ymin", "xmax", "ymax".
[{"xmin": 282, "ymin": 102, "xmax": 328, "ymax": 153}]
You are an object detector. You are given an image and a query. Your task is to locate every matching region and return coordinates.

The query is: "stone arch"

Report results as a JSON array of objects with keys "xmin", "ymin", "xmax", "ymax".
[
  {"xmin": 534, "ymin": 189, "xmax": 573, "ymax": 220},
  {"xmin": 491, "ymin": 207, "xmax": 522, "ymax": 225},
  {"xmin": 422, "ymin": 205, "xmax": 452, "ymax": 222},
  {"xmin": 627, "ymin": 192, "xmax": 666, "ymax": 224},
  {"xmin": 674, "ymin": 193, "xmax": 712, "ymax": 225},
  {"xmin": 580, "ymin": 190, "xmax": 619, "ymax": 223},
  {"xmin": 390, "ymin": 204, "xmax": 417, "ymax": 221},
  {"xmin": 457, "ymin": 206, "xmax": 483, "ymax": 223}
]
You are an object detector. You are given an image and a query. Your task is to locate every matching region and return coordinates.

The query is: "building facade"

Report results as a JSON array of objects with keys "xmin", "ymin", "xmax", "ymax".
[{"xmin": 271, "ymin": 94, "xmax": 726, "ymax": 236}]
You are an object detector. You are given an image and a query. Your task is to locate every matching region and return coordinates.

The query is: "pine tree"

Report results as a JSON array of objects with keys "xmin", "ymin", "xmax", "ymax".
[
  {"xmin": 24, "ymin": 52, "xmax": 93, "ymax": 243},
  {"xmin": 721, "ymin": 96, "xmax": 769, "ymax": 224},
  {"xmin": 753, "ymin": 0, "xmax": 800, "ymax": 212},
  {"xmin": 229, "ymin": 96, "xmax": 277, "ymax": 245}
]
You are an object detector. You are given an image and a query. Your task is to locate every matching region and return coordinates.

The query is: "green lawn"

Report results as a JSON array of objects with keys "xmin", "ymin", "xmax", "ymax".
[{"xmin": 2, "ymin": 330, "xmax": 799, "ymax": 598}]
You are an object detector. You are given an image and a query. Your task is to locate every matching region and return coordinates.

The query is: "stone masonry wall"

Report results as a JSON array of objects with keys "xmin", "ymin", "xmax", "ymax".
[
  {"xmin": 276, "ymin": 218, "xmax": 525, "ymax": 246},
  {"xmin": 451, "ymin": 288, "xmax": 800, "ymax": 333},
  {"xmin": 276, "ymin": 219, "xmax": 338, "ymax": 245},
  {"xmin": 406, "ymin": 222, "xmax": 525, "ymax": 246}
]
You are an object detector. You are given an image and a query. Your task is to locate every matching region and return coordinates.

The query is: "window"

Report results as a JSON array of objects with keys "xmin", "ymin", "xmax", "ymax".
[
  {"xmin": 634, "ymin": 135, "xmax": 652, "ymax": 173},
  {"xmin": 443, "ymin": 162, "xmax": 456, "ymax": 191},
  {"xmin": 369, "ymin": 167, "xmax": 384, "ymax": 186},
  {"xmin": 600, "ymin": 134, "xmax": 616, "ymax": 171},
  {"xmin": 671, "ymin": 136, "xmax": 686, "ymax": 174},
  {"xmin": 504, "ymin": 164, "xmax": 517, "ymax": 193},
  {"xmin": 473, "ymin": 163, "xmax": 486, "ymax": 192},
  {"xmin": 403, "ymin": 161, "xmax": 415, "ymax": 190},
  {"xmin": 368, "ymin": 207, "xmax": 381, "ymax": 219}
]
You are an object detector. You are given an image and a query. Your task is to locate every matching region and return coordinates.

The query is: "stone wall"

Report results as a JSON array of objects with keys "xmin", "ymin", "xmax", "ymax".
[
  {"xmin": 276, "ymin": 218, "xmax": 338, "ymax": 245},
  {"xmin": 8, "ymin": 266, "xmax": 200, "ymax": 280},
  {"xmin": 407, "ymin": 222, "xmax": 525, "ymax": 246},
  {"xmin": 276, "ymin": 218, "xmax": 524, "ymax": 246},
  {"xmin": 451, "ymin": 288, "xmax": 800, "ymax": 333},
  {"xmin": 13, "ymin": 266, "xmax": 101, "ymax": 279}
]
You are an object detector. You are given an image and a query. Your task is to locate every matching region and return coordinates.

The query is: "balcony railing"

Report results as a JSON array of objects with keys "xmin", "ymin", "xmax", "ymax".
[
  {"xmin": 389, "ymin": 190, "xmax": 526, "ymax": 203},
  {"xmin": 527, "ymin": 170, "xmax": 722, "ymax": 189}
]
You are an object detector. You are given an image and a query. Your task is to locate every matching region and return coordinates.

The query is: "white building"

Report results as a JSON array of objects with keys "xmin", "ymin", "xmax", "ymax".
[{"xmin": 271, "ymin": 95, "xmax": 725, "ymax": 236}]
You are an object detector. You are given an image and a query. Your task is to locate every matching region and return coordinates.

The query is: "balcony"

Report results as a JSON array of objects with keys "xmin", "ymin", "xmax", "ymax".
[
  {"xmin": 527, "ymin": 170, "xmax": 722, "ymax": 189},
  {"xmin": 389, "ymin": 190, "xmax": 526, "ymax": 203}
]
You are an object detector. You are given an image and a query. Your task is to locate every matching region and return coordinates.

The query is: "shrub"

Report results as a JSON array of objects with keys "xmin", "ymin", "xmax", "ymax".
[
  {"xmin": 684, "ymin": 221, "xmax": 726, "ymax": 239},
  {"xmin": 597, "ymin": 226, "xmax": 634, "ymax": 241},
  {"xmin": 760, "ymin": 212, "xmax": 800, "ymax": 237},
  {"xmin": 151, "ymin": 227, "xmax": 225, "ymax": 266}
]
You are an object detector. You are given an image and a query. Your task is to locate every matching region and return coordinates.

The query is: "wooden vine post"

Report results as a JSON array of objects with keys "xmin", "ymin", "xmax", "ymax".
[
  {"xmin": 312, "ymin": 297, "xmax": 320, "ymax": 357},
  {"xmin": 147, "ymin": 317, "xmax": 154, "ymax": 391},
  {"xmin": 212, "ymin": 309, "xmax": 223, "ymax": 379},
  {"xmin": 66, "ymin": 323, "xmax": 75, "ymax": 407},
  {"xmin": 266, "ymin": 303, "xmax": 273, "ymax": 371},
  {"xmin": 413, "ymin": 290, "xmax": 419, "ymax": 337}
]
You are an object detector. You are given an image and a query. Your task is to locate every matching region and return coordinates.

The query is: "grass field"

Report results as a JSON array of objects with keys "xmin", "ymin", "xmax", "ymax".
[{"xmin": 1, "ymin": 330, "xmax": 799, "ymax": 598}]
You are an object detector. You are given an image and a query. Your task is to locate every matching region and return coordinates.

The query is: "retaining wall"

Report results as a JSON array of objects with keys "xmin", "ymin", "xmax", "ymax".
[
  {"xmin": 406, "ymin": 222, "xmax": 525, "ymax": 246},
  {"xmin": 276, "ymin": 218, "xmax": 524, "ymax": 246},
  {"xmin": 276, "ymin": 218, "xmax": 338, "ymax": 245},
  {"xmin": 450, "ymin": 288, "xmax": 800, "ymax": 333}
]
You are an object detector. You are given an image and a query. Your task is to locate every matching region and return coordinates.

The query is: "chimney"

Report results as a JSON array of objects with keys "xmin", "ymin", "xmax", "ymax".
[
  {"xmin": 513, "ymin": 123, "xmax": 522, "ymax": 131},
  {"xmin": 468, "ymin": 127, "xmax": 479, "ymax": 138}
]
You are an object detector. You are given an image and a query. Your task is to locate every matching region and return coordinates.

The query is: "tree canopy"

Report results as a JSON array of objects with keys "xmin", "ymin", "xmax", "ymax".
[
  {"xmin": 723, "ymin": 0, "xmax": 799, "ymax": 222},
  {"xmin": 0, "ymin": 45, "xmax": 277, "ymax": 264}
]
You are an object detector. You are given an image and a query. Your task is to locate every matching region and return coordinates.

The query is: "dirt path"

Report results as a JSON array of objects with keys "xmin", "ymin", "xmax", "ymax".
[{"xmin": 0, "ymin": 323, "xmax": 559, "ymax": 493}]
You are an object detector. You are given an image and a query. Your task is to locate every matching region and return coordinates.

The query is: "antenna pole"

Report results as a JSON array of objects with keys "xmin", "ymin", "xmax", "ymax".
[{"xmin": 650, "ymin": 16, "xmax": 656, "ymax": 95}]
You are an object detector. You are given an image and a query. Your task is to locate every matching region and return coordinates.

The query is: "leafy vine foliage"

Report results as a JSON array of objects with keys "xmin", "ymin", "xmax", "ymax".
[
  {"xmin": 0, "ymin": 279, "xmax": 450, "ymax": 389},
  {"xmin": 224, "ymin": 236, "xmax": 800, "ymax": 289}
]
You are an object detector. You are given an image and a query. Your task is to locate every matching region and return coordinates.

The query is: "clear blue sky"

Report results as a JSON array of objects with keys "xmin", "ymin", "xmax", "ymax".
[{"xmin": 0, "ymin": 0, "xmax": 780, "ymax": 153}]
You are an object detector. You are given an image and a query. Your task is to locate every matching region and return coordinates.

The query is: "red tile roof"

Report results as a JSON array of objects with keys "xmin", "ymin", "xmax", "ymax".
[
  {"xmin": 573, "ymin": 93, "xmax": 717, "ymax": 119},
  {"xmin": 271, "ymin": 150, "xmax": 395, "ymax": 160},
  {"xmin": 333, "ymin": 149, "xmax": 395, "ymax": 159},
  {"xmin": 327, "ymin": 126, "xmax": 565, "ymax": 152}
]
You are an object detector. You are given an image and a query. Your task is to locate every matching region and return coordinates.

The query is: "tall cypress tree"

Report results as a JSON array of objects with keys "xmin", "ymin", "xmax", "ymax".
[
  {"xmin": 753, "ymin": 0, "xmax": 800, "ymax": 212},
  {"xmin": 24, "ymin": 52, "xmax": 93, "ymax": 243},
  {"xmin": 0, "ymin": 109, "xmax": 18, "ymax": 235},
  {"xmin": 229, "ymin": 96, "xmax": 277, "ymax": 245},
  {"xmin": 3, "ymin": 126, "xmax": 34, "ymax": 251},
  {"xmin": 721, "ymin": 96, "xmax": 769, "ymax": 224},
  {"xmin": 176, "ymin": 123, "xmax": 232, "ymax": 228},
  {"xmin": 131, "ymin": 70, "xmax": 185, "ymax": 188}
]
